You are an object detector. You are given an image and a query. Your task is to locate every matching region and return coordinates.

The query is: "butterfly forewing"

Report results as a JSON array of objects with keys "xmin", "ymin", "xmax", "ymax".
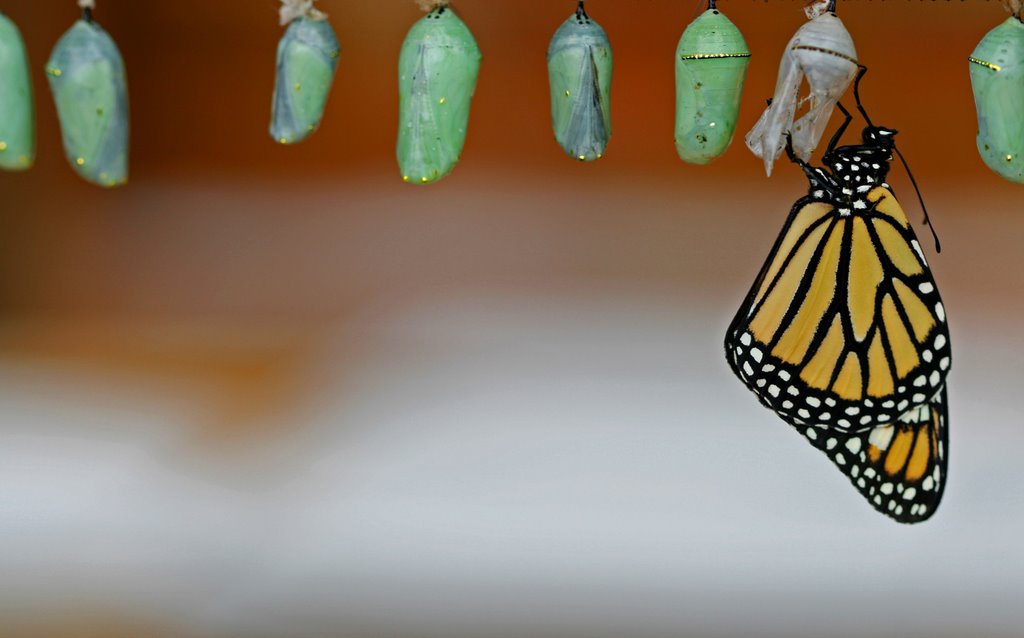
[{"xmin": 726, "ymin": 186, "xmax": 951, "ymax": 431}]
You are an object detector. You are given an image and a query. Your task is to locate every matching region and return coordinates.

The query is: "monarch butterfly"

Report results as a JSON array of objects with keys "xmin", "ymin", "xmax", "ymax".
[
  {"xmin": 674, "ymin": 0, "xmax": 750, "ymax": 165},
  {"xmin": 46, "ymin": 6, "xmax": 129, "ymax": 187},
  {"xmin": 745, "ymin": 0, "xmax": 857, "ymax": 176},
  {"xmin": 396, "ymin": 2, "xmax": 481, "ymax": 185},
  {"xmin": 548, "ymin": 1, "xmax": 612, "ymax": 162},
  {"xmin": 270, "ymin": 6, "xmax": 340, "ymax": 145},
  {"xmin": 0, "ymin": 11, "xmax": 34, "ymax": 171},
  {"xmin": 968, "ymin": 10, "xmax": 1024, "ymax": 184},
  {"xmin": 725, "ymin": 68, "xmax": 951, "ymax": 523}
]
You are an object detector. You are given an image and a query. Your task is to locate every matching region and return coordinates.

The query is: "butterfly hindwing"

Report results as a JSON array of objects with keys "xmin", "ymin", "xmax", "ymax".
[
  {"xmin": 725, "ymin": 186, "xmax": 950, "ymax": 431},
  {"xmin": 797, "ymin": 387, "xmax": 948, "ymax": 523}
]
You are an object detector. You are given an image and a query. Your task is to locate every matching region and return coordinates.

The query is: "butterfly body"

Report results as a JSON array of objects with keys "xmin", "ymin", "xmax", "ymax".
[{"xmin": 726, "ymin": 98, "xmax": 952, "ymax": 522}]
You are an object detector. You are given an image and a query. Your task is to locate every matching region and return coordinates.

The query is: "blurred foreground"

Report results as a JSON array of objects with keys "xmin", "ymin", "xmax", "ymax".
[{"xmin": 2, "ymin": 173, "xmax": 1023, "ymax": 637}]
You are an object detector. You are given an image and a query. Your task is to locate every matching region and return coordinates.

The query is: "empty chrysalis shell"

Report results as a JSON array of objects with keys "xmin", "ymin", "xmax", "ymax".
[
  {"xmin": 46, "ymin": 18, "xmax": 129, "ymax": 187},
  {"xmin": 969, "ymin": 16, "xmax": 1024, "ymax": 184},
  {"xmin": 397, "ymin": 6, "xmax": 482, "ymax": 185},
  {"xmin": 547, "ymin": 7, "xmax": 612, "ymax": 162},
  {"xmin": 271, "ymin": 16, "xmax": 340, "ymax": 145},
  {"xmin": 745, "ymin": 12, "xmax": 857, "ymax": 176},
  {"xmin": 0, "ymin": 12, "xmax": 34, "ymax": 171},
  {"xmin": 675, "ymin": 7, "xmax": 750, "ymax": 164}
]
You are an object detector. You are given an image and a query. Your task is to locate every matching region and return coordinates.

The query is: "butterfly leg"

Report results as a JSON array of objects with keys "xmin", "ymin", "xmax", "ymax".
[
  {"xmin": 853, "ymin": 65, "xmax": 872, "ymax": 127},
  {"xmin": 786, "ymin": 133, "xmax": 836, "ymax": 196},
  {"xmin": 785, "ymin": 132, "xmax": 815, "ymax": 173},
  {"xmin": 824, "ymin": 101, "xmax": 853, "ymax": 157}
]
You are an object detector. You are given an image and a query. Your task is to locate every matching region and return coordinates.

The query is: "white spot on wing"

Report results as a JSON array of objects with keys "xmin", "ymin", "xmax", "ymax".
[
  {"xmin": 912, "ymin": 240, "xmax": 928, "ymax": 266},
  {"xmin": 868, "ymin": 426, "xmax": 894, "ymax": 451}
]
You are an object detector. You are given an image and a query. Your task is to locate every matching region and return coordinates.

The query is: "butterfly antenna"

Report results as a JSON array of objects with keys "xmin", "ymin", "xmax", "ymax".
[
  {"xmin": 828, "ymin": 0, "xmax": 837, "ymax": 13},
  {"xmin": 708, "ymin": 0, "xmax": 718, "ymax": 10},
  {"xmin": 576, "ymin": 0, "xmax": 589, "ymax": 20},
  {"xmin": 893, "ymin": 146, "xmax": 942, "ymax": 254}
]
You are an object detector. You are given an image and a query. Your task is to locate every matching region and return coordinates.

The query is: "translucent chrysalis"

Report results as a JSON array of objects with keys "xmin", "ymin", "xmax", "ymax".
[
  {"xmin": 547, "ymin": 1, "xmax": 612, "ymax": 162},
  {"xmin": 0, "ymin": 11, "xmax": 34, "ymax": 171},
  {"xmin": 675, "ymin": 0, "xmax": 749, "ymax": 165},
  {"xmin": 969, "ymin": 6, "xmax": 1024, "ymax": 184},
  {"xmin": 397, "ymin": 3, "xmax": 482, "ymax": 185},
  {"xmin": 745, "ymin": 0, "xmax": 857, "ymax": 176},
  {"xmin": 271, "ymin": 1, "xmax": 340, "ymax": 145},
  {"xmin": 46, "ymin": 6, "xmax": 129, "ymax": 187}
]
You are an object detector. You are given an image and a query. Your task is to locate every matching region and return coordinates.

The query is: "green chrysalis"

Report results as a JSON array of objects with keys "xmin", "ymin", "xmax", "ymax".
[
  {"xmin": 397, "ymin": 4, "xmax": 481, "ymax": 185},
  {"xmin": 675, "ymin": 2, "xmax": 749, "ymax": 165},
  {"xmin": 547, "ymin": 2, "xmax": 612, "ymax": 162},
  {"xmin": 969, "ymin": 16, "xmax": 1024, "ymax": 184},
  {"xmin": 0, "ymin": 12, "xmax": 34, "ymax": 171},
  {"xmin": 46, "ymin": 15, "xmax": 129, "ymax": 187},
  {"xmin": 271, "ymin": 16, "xmax": 340, "ymax": 145}
]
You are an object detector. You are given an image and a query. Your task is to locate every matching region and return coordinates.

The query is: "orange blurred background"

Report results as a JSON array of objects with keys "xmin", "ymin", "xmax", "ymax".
[
  {"xmin": 1, "ymin": 0, "xmax": 1020, "ymax": 321},
  {"xmin": 2, "ymin": 1, "xmax": 1023, "ymax": 637}
]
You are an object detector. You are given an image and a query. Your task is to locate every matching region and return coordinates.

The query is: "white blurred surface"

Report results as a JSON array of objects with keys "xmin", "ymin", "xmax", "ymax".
[{"xmin": 2, "ymin": 288, "xmax": 1022, "ymax": 638}]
